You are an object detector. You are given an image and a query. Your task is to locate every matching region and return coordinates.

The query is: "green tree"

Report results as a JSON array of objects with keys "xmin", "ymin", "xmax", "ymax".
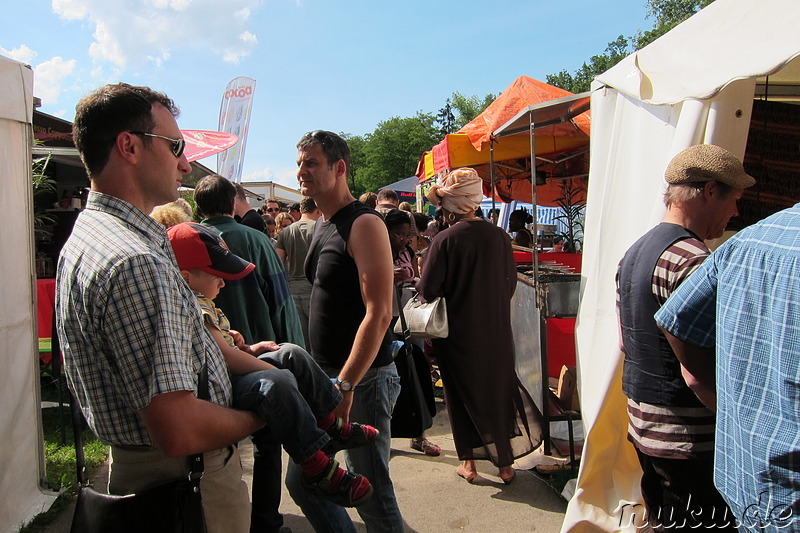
[
  {"xmin": 547, "ymin": 35, "xmax": 632, "ymax": 93},
  {"xmin": 351, "ymin": 113, "xmax": 439, "ymax": 196},
  {"xmin": 547, "ymin": 0, "xmax": 716, "ymax": 92},
  {"xmin": 342, "ymin": 133, "xmax": 367, "ymax": 192},
  {"xmin": 436, "ymin": 98, "xmax": 457, "ymax": 137},
  {"xmin": 451, "ymin": 91, "xmax": 496, "ymax": 128},
  {"xmin": 634, "ymin": 0, "xmax": 715, "ymax": 48}
]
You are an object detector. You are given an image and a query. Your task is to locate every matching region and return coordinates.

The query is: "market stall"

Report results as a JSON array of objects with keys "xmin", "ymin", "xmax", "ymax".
[
  {"xmin": 416, "ymin": 75, "xmax": 590, "ymax": 207},
  {"xmin": 562, "ymin": 0, "xmax": 800, "ymax": 530}
]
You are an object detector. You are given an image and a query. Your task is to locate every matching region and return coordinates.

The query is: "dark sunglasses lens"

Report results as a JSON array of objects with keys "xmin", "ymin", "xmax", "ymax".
[{"xmin": 172, "ymin": 139, "xmax": 186, "ymax": 158}]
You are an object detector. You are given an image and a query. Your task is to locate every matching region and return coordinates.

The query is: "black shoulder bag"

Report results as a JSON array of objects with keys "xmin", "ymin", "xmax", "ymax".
[
  {"xmin": 390, "ymin": 285, "xmax": 436, "ymax": 438},
  {"xmin": 69, "ymin": 365, "xmax": 208, "ymax": 533}
]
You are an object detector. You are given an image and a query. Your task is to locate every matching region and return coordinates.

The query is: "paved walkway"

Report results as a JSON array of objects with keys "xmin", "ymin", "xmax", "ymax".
[{"xmin": 40, "ymin": 399, "xmax": 568, "ymax": 532}]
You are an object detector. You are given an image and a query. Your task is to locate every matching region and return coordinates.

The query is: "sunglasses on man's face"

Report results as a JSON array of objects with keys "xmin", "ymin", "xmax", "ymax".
[
  {"xmin": 129, "ymin": 131, "xmax": 186, "ymax": 158},
  {"xmin": 266, "ymin": 208, "xmax": 280, "ymax": 213}
]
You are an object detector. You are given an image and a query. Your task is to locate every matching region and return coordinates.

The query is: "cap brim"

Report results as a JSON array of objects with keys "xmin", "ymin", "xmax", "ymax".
[{"xmin": 204, "ymin": 256, "xmax": 255, "ymax": 281}]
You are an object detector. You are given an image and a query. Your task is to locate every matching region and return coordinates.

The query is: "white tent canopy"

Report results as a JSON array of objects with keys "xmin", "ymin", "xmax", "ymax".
[
  {"xmin": 0, "ymin": 54, "xmax": 58, "ymax": 532},
  {"xmin": 562, "ymin": 0, "xmax": 800, "ymax": 530}
]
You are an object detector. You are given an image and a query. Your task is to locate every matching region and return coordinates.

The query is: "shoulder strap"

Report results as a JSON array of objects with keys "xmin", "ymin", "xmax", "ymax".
[
  {"xmin": 71, "ymin": 364, "xmax": 209, "ymax": 487},
  {"xmin": 394, "ymin": 285, "xmax": 413, "ymax": 361}
]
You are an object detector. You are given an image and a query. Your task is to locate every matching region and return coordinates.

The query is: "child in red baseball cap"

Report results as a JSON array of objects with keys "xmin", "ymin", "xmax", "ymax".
[{"xmin": 167, "ymin": 222, "xmax": 376, "ymax": 507}]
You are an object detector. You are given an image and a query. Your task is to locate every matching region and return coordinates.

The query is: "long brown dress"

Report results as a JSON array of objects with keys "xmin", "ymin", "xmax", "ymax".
[{"xmin": 417, "ymin": 219, "xmax": 542, "ymax": 467}]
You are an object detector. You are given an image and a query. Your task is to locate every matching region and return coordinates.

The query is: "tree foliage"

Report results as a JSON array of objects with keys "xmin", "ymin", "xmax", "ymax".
[
  {"xmin": 436, "ymin": 98, "xmax": 457, "ymax": 137},
  {"xmin": 634, "ymin": 0, "xmax": 715, "ymax": 48},
  {"xmin": 435, "ymin": 91, "xmax": 496, "ymax": 136},
  {"xmin": 350, "ymin": 113, "xmax": 439, "ymax": 197},
  {"xmin": 547, "ymin": 0, "xmax": 716, "ymax": 93},
  {"xmin": 450, "ymin": 92, "xmax": 496, "ymax": 128}
]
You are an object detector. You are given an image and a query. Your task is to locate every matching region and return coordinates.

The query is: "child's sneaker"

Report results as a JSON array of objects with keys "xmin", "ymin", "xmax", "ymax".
[
  {"xmin": 302, "ymin": 457, "xmax": 373, "ymax": 507},
  {"xmin": 320, "ymin": 417, "xmax": 379, "ymax": 455}
]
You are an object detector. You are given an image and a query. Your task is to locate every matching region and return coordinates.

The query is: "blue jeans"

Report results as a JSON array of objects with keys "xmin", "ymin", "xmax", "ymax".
[
  {"xmin": 286, "ymin": 363, "xmax": 403, "ymax": 533},
  {"xmin": 231, "ymin": 343, "xmax": 341, "ymax": 462}
]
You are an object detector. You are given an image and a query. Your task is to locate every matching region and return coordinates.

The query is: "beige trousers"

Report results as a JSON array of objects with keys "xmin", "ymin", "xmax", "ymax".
[{"xmin": 109, "ymin": 445, "xmax": 250, "ymax": 533}]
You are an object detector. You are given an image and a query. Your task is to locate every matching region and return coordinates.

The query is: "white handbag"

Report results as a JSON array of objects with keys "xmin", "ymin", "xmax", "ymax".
[{"xmin": 394, "ymin": 295, "xmax": 448, "ymax": 339}]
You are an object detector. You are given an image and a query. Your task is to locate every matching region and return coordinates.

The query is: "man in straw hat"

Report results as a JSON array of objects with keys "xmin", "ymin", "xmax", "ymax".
[{"xmin": 617, "ymin": 144, "xmax": 755, "ymax": 530}]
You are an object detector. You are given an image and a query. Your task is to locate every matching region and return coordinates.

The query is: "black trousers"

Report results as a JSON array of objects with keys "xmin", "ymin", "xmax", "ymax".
[
  {"xmin": 250, "ymin": 443, "xmax": 284, "ymax": 533},
  {"xmin": 636, "ymin": 449, "xmax": 737, "ymax": 531}
]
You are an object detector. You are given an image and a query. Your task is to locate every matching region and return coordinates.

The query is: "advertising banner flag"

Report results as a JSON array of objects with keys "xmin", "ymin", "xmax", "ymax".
[
  {"xmin": 217, "ymin": 76, "xmax": 256, "ymax": 182},
  {"xmin": 182, "ymin": 130, "xmax": 238, "ymax": 162}
]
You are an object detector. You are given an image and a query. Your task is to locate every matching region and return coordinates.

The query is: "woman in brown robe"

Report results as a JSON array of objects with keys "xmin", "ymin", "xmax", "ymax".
[{"xmin": 417, "ymin": 168, "xmax": 542, "ymax": 484}]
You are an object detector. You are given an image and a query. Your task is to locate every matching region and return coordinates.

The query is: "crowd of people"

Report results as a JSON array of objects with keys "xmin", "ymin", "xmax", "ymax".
[
  {"xmin": 54, "ymin": 80, "xmax": 799, "ymax": 533},
  {"xmin": 56, "ymin": 83, "xmax": 537, "ymax": 533}
]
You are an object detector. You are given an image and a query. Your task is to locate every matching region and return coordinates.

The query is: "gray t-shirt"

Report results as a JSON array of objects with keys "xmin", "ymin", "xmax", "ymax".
[{"xmin": 276, "ymin": 219, "xmax": 316, "ymax": 288}]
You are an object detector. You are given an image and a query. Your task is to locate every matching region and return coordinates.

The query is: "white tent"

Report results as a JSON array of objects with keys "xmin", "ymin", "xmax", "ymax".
[
  {"xmin": 0, "ymin": 55, "xmax": 58, "ymax": 531},
  {"xmin": 562, "ymin": 0, "xmax": 800, "ymax": 530}
]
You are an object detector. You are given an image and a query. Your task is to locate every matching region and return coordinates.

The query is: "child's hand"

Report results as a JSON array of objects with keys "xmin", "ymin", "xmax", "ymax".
[
  {"xmin": 229, "ymin": 329, "xmax": 246, "ymax": 349},
  {"xmin": 245, "ymin": 341, "xmax": 281, "ymax": 356}
]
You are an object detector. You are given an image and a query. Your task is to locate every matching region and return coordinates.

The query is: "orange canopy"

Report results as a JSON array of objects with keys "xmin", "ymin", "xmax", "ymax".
[{"xmin": 416, "ymin": 76, "xmax": 590, "ymax": 206}]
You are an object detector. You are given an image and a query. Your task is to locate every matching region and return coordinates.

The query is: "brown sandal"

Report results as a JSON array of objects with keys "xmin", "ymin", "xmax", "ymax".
[{"xmin": 410, "ymin": 437, "xmax": 441, "ymax": 456}]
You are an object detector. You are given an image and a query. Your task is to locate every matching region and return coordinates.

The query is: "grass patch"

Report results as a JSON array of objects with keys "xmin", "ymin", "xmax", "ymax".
[
  {"xmin": 39, "ymin": 374, "xmax": 109, "ymax": 492},
  {"xmin": 17, "ymin": 374, "xmax": 110, "ymax": 532}
]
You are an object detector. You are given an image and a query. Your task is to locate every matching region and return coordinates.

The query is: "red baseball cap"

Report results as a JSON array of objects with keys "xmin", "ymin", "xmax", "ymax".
[{"xmin": 167, "ymin": 222, "xmax": 255, "ymax": 280}]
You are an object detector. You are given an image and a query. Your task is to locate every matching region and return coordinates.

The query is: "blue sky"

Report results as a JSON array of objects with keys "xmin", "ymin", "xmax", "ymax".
[{"xmin": 2, "ymin": 0, "xmax": 649, "ymax": 188}]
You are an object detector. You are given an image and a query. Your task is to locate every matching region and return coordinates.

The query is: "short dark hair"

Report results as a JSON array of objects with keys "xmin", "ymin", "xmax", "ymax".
[
  {"xmin": 412, "ymin": 212, "xmax": 431, "ymax": 233},
  {"xmin": 73, "ymin": 83, "xmax": 179, "ymax": 177},
  {"xmin": 233, "ymin": 182, "xmax": 248, "ymax": 201},
  {"xmin": 359, "ymin": 192, "xmax": 377, "ymax": 209},
  {"xmin": 383, "ymin": 208, "xmax": 412, "ymax": 231},
  {"xmin": 297, "ymin": 130, "xmax": 351, "ymax": 175},
  {"xmin": 289, "ymin": 202, "xmax": 301, "ymax": 212},
  {"xmin": 510, "ymin": 209, "xmax": 533, "ymax": 224},
  {"xmin": 300, "ymin": 196, "xmax": 317, "ymax": 213},
  {"xmin": 194, "ymin": 175, "xmax": 236, "ymax": 218},
  {"xmin": 377, "ymin": 189, "xmax": 399, "ymax": 203}
]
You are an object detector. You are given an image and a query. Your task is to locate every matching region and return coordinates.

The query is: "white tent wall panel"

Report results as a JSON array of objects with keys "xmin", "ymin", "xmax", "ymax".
[
  {"xmin": 563, "ymin": 78, "xmax": 757, "ymax": 531},
  {"xmin": 0, "ymin": 55, "xmax": 57, "ymax": 533}
]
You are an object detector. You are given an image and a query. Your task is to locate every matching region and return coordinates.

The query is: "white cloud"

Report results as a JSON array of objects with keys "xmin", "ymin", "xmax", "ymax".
[
  {"xmin": 33, "ymin": 56, "xmax": 78, "ymax": 105},
  {"xmin": 242, "ymin": 167, "xmax": 297, "ymax": 189},
  {"xmin": 0, "ymin": 44, "xmax": 37, "ymax": 65},
  {"xmin": 0, "ymin": 44, "xmax": 78, "ymax": 106},
  {"xmin": 51, "ymin": 0, "xmax": 262, "ymax": 69},
  {"xmin": 243, "ymin": 167, "xmax": 276, "ymax": 182}
]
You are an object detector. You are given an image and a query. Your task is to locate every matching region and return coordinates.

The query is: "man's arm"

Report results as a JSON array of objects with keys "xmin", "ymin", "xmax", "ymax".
[
  {"xmin": 140, "ymin": 392, "xmax": 264, "ymax": 457},
  {"xmin": 336, "ymin": 214, "xmax": 394, "ymax": 422},
  {"xmin": 660, "ymin": 327, "xmax": 717, "ymax": 411}
]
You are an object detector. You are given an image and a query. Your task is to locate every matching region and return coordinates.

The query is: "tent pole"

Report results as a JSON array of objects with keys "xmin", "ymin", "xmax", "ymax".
[
  {"xmin": 490, "ymin": 139, "xmax": 496, "ymax": 222},
  {"xmin": 529, "ymin": 112, "xmax": 552, "ymax": 455}
]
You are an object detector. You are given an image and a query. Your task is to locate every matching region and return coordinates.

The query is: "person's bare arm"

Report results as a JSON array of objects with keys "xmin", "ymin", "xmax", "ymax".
[
  {"xmin": 140, "ymin": 391, "xmax": 264, "ymax": 457},
  {"xmin": 336, "ymin": 214, "xmax": 394, "ymax": 422},
  {"xmin": 276, "ymin": 248, "xmax": 287, "ymax": 263},
  {"xmin": 206, "ymin": 324, "xmax": 277, "ymax": 375},
  {"xmin": 660, "ymin": 327, "xmax": 717, "ymax": 411}
]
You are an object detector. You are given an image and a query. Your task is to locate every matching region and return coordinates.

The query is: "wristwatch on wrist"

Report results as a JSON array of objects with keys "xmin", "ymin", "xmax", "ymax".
[{"xmin": 335, "ymin": 378, "xmax": 354, "ymax": 392}]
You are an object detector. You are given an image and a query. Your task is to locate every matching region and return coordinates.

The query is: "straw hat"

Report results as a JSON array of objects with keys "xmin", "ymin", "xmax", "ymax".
[{"xmin": 665, "ymin": 144, "xmax": 755, "ymax": 189}]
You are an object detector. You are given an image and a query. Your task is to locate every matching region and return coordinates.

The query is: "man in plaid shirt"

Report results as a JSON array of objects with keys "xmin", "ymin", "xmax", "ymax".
[{"xmin": 56, "ymin": 83, "xmax": 262, "ymax": 533}]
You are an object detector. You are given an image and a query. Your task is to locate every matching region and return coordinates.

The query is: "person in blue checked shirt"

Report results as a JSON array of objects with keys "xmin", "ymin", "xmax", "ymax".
[{"xmin": 656, "ymin": 203, "xmax": 800, "ymax": 532}]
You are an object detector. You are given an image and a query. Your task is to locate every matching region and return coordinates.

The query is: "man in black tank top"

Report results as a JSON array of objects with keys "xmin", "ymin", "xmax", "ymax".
[{"xmin": 286, "ymin": 130, "xmax": 404, "ymax": 532}]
